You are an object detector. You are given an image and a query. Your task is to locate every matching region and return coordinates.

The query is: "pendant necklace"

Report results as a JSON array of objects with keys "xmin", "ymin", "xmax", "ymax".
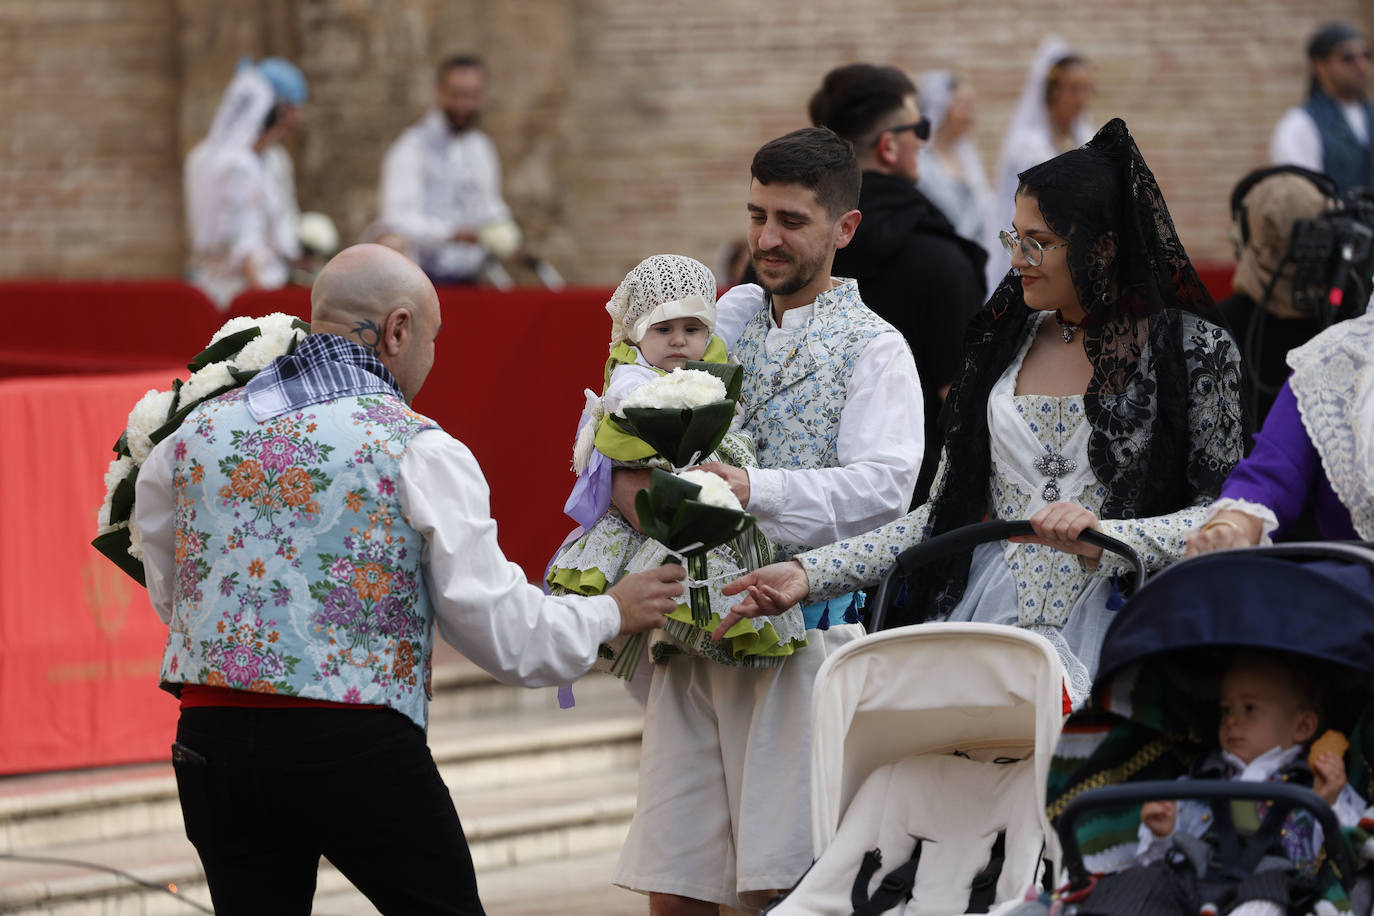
[{"xmin": 1054, "ymin": 311, "xmax": 1081, "ymax": 344}]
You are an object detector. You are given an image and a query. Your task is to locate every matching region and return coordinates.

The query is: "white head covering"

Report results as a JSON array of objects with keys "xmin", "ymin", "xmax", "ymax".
[
  {"xmin": 185, "ymin": 66, "xmax": 276, "ymax": 253},
  {"xmin": 606, "ymin": 254, "xmax": 718, "ymax": 346},
  {"xmin": 915, "ymin": 70, "xmax": 995, "ymax": 248},
  {"xmin": 988, "ymin": 36, "xmax": 1094, "ymax": 294},
  {"xmin": 917, "ymin": 70, "xmax": 958, "ymax": 134}
]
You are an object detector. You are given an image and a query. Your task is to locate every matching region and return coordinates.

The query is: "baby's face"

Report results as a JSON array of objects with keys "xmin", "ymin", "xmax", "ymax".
[
  {"xmin": 1217, "ymin": 668, "xmax": 1308, "ymax": 765},
  {"xmin": 637, "ymin": 317, "xmax": 710, "ymax": 372}
]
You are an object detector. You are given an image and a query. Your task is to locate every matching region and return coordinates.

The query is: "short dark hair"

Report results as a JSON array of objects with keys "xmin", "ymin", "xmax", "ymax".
[
  {"xmin": 436, "ymin": 54, "xmax": 486, "ymax": 83},
  {"xmin": 808, "ymin": 63, "xmax": 917, "ymax": 145},
  {"xmin": 750, "ymin": 127, "xmax": 861, "ymax": 219}
]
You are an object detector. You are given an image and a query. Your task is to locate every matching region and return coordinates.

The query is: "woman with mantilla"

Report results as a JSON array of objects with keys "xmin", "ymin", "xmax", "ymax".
[{"xmin": 720, "ymin": 119, "xmax": 1248, "ymax": 704}]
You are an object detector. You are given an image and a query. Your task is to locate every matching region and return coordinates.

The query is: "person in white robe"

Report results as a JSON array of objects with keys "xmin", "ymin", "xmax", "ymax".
[
  {"xmin": 184, "ymin": 58, "xmax": 308, "ymax": 310},
  {"xmin": 989, "ymin": 36, "xmax": 1095, "ymax": 296},
  {"xmin": 916, "ymin": 70, "xmax": 997, "ymax": 266},
  {"xmin": 377, "ymin": 55, "xmax": 516, "ymax": 285}
]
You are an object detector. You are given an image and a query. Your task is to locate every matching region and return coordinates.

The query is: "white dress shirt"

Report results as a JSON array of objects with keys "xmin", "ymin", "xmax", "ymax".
[
  {"xmin": 1270, "ymin": 103, "xmax": 1372, "ymax": 171},
  {"xmin": 379, "ymin": 111, "xmax": 511, "ymax": 280},
  {"xmin": 713, "ymin": 282, "xmax": 925, "ymax": 549},
  {"xmin": 136, "ymin": 426, "xmax": 620, "ymax": 688}
]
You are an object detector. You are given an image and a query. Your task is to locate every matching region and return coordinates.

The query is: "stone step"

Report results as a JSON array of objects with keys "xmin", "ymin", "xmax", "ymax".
[
  {"xmin": 0, "ymin": 766, "xmax": 640, "ymax": 914},
  {"xmin": 312, "ymin": 849, "xmax": 646, "ymax": 915},
  {"xmin": 0, "ymin": 666, "xmax": 641, "ymax": 855}
]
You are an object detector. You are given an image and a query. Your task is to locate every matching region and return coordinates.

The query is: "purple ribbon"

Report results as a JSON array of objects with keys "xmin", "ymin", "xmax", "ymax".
[{"xmin": 564, "ymin": 447, "xmax": 612, "ymax": 531}]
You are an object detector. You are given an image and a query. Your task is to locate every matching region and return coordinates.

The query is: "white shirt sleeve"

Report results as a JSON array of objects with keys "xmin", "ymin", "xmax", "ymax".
[
  {"xmin": 1269, "ymin": 108, "xmax": 1323, "ymax": 172},
  {"xmin": 134, "ymin": 436, "xmax": 179, "ymax": 625},
  {"xmin": 745, "ymin": 331, "xmax": 925, "ymax": 547},
  {"xmin": 400, "ymin": 428, "xmax": 621, "ymax": 686},
  {"xmin": 602, "ymin": 362, "xmax": 657, "ymax": 416},
  {"xmin": 379, "ymin": 130, "xmax": 458, "ymax": 248},
  {"xmin": 713, "ymin": 283, "xmax": 767, "ymax": 352}
]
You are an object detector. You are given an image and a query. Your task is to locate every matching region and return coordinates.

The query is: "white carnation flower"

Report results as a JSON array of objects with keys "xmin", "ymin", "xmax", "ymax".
[
  {"xmin": 178, "ymin": 362, "xmax": 236, "ymax": 408},
  {"xmin": 676, "ymin": 469, "xmax": 743, "ymax": 512},
  {"xmin": 615, "ymin": 369, "xmax": 726, "ymax": 415},
  {"xmin": 125, "ymin": 388, "xmax": 175, "ymax": 464},
  {"xmin": 207, "ymin": 315, "xmax": 261, "ymax": 346},
  {"xmin": 477, "ymin": 219, "xmax": 523, "ymax": 259},
  {"xmin": 96, "ymin": 455, "xmax": 136, "ymax": 529},
  {"xmin": 126, "ymin": 515, "xmax": 145, "ymax": 561}
]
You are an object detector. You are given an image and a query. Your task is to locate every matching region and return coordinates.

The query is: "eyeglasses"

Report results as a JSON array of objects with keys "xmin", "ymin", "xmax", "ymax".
[
  {"xmin": 870, "ymin": 117, "xmax": 931, "ymax": 147},
  {"xmin": 999, "ymin": 230, "xmax": 1068, "ymax": 267}
]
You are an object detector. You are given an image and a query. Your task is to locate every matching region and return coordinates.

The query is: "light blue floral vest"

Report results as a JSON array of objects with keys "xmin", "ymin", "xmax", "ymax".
[
  {"xmin": 158, "ymin": 387, "xmax": 439, "ymax": 729},
  {"xmin": 736, "ymin": 279, "xmax": 893, "ymax": 561}
]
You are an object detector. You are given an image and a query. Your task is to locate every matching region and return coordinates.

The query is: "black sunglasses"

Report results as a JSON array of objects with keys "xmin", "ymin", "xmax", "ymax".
[{"xmin": 870, "ymin": 117, "xmax": 931, "ymax": 147}]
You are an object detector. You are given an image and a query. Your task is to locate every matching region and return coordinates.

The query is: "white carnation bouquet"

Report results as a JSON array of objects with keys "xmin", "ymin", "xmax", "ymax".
[{"xmin": 92, "ymin": 312, "xmax": 310, "ymax": 584}]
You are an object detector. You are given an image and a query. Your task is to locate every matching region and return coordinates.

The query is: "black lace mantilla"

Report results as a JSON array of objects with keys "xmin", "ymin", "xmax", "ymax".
[{"xmin": 916, "ymin": 119, "xmax": 1249, "ymax": 620}]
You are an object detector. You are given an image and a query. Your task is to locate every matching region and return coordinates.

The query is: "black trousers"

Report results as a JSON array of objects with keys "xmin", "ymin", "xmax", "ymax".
[{"xmin": 172, "ymin": 706, "xmax": 485, "ymax": 915}]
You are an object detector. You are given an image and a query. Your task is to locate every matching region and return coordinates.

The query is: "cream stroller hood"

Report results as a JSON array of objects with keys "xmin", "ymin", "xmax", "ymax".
[{"xmin": 786, "ymin": 623, "xmax": 1066, "ymax": 915}]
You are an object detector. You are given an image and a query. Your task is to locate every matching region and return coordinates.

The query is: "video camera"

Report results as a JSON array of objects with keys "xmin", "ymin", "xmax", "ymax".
[{"xmin": 1286, "ymin": 188, "xmax": 1374, "ymax": 321}]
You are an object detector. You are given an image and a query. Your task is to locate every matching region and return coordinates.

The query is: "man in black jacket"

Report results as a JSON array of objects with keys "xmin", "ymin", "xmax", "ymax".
[{"xmin": 812, "ymin": 63, "xmax": 987, "ymax": 503}]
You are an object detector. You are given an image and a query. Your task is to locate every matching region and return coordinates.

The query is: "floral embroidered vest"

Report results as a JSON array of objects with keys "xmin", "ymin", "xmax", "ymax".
[
  {"xmin": 158, "ymin": 387, "xmax": 439, "ymax": 729},
  {"xmin": 736, "ymin": 280, "xmax": 893, "ymax": 558}
]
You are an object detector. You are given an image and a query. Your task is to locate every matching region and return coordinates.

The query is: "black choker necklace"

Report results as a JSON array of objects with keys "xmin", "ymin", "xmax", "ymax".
[{"xmin": 1054, "ymin": 311, "xmax": 1082, "ymax": 344}]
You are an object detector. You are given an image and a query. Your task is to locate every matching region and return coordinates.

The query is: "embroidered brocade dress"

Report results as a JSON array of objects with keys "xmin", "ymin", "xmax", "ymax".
[{"xmin": 801, "ymin": 314, "xmax": 1211, "ymax": 703}]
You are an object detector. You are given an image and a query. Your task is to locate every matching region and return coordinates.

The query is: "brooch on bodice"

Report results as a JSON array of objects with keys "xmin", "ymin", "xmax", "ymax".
[{"xmin": 1033, "ymin": 451, "xmax": 1077, "ymax": 502}]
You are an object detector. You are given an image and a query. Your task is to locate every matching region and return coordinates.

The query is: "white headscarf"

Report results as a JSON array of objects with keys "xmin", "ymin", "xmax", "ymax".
[
  {"xmin": 185, "ymin": 66, "xmax": 276, "ymax": 253},
  {"xmin": 915, "ymin": 70, "xmax": 995, "ymax": 248},
  {"xmin": 988, "ymin": 36, "xmax": 1095, "ymax": 293},
  {"xmin": 605, "ymin": 254, "xmax": 718, "ymax": 346}
]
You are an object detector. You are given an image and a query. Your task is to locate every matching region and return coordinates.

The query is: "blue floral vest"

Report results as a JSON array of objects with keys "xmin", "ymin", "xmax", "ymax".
[
  {"xmin": 158, "ymin": 387, "xmax": 439, "ymax": 729},
  {"xmin": 736, "ymin": 279, "xmax": 894, "ymax": 561}
]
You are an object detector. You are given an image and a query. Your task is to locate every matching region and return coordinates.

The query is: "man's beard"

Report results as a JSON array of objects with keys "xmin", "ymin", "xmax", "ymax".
[
  {"xmin": 753, "ymin": 247, "xmax": 827, "ymax": 297},
  {"xmin": 444, "ymin": 111, "xmax": 479, "ymax": 133}
]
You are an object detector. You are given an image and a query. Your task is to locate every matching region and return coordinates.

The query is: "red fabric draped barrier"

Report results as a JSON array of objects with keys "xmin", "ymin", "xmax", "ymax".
[{"xmin": 0, "ymin": 370, "xmax": 184, "ymax": 774}]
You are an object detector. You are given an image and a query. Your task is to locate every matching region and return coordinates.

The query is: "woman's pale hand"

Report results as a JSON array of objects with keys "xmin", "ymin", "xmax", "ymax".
[
  {"xmin": 714, "ymin": 561, "xmax": 809, "ymax": 641},
  {"xmin": 1184, "ymin": 509, "xmax": 1264, "ymax": 557},
  {"xmin": 1011, "ymin": 502, "xmax": 1104, "ymax": 564}
]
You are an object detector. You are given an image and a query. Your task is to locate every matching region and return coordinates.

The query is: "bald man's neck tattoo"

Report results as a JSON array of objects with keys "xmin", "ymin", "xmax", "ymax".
[{"xmin": 349, "ymin": 320, "xmax": 383, "ymax": 356}]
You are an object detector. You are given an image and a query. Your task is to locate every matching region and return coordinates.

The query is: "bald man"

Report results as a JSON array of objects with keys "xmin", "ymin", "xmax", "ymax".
[{"xmin": 135, "ymin": 245, "xmax": 683, "ymax": 914}]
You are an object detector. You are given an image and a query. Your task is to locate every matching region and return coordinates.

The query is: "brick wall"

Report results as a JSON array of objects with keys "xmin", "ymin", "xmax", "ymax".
[{"xmin": 4, "ymin": 0, "xmax": 1372, "ymax": 283}]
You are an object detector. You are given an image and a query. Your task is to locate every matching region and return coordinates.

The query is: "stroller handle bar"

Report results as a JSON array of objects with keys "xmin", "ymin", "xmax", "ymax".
[
  {"xmin": 1056, "ymin": 779, "xmax": 1356, "ymax": 892},
  {"xmin": 866, "ymin": 520, "xmax": 1147, "ymax": 633}
]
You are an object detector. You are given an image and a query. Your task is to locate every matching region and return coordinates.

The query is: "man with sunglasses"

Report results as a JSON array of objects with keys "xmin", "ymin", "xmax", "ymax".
[
  {"xmin": 811, "ymin": 62, "xmax": 988, "ymax": 504},
  {"xmin": 1270, "ymin": 20, "xmax": 1373, "ymax": 196}
]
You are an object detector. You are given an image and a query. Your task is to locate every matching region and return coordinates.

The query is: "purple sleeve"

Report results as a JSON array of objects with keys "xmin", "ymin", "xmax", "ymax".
[{"xmin": 1219, "ymin": 381, "xmax": 1319, "ymax": 534}]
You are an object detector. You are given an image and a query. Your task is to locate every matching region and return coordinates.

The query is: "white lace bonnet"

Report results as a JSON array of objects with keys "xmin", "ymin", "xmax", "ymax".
[{"xmin": 606, "ymin": 254, "xmax": 718, "ymax": 346}]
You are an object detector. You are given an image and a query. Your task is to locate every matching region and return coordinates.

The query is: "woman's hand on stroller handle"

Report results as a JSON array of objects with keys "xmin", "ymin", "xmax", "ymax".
[
  {"xmin": 715, "ymin": 560, "xmax": 810, "ymax": 641},
  {"xmin": 1185, "ymin": 509, "xmax": 1264, "ymax": 557},
  {"xmin": 1008, "ymin": 502, "xmax": 1104, "ymax": 567}
]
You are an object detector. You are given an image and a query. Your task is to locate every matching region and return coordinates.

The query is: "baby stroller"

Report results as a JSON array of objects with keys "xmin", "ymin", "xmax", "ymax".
[
  {"xmin": 1048, "ymin": 542, "xmax": 1374, "ymax": 916},
  {"xmin": 765, "ymin": 521, "xmax": 1147, "ymax": 915}
]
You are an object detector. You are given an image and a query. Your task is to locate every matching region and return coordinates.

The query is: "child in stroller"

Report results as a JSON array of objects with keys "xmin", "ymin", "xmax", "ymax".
[
  {"xmin": 1132, "ymin": 651, "xmax": 1366, "ymax": 915},
  {"xmin": 1049, "ymin": 543, "xmax": 1374, "ymax": 916}
]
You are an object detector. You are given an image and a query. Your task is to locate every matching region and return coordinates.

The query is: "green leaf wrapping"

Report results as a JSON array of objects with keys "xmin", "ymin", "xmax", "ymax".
[
  {"xmin": 91, "ymin": 527, "xmax": 147, "ymax": 587},
  {"xmin": 107, "ymin": 465, "xmax": 140, "ymax": 526},
  {"xmin": 112, "ymin": 429, "xmax": 131, "ymax": 458},
  {"xmin": 619, "ymin": 400, "xmax": 736, "ymax": 470},
  {"xmin": 187, "ymin": 327, "xmax": 260, "ymax": 372},
  {"xmin": 634, "ymin": 468, "xmax": 755, "ymax": 557},
  {"xmin": 684, "ymin": 360, "xmax": 743, "ymax": 403}
]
